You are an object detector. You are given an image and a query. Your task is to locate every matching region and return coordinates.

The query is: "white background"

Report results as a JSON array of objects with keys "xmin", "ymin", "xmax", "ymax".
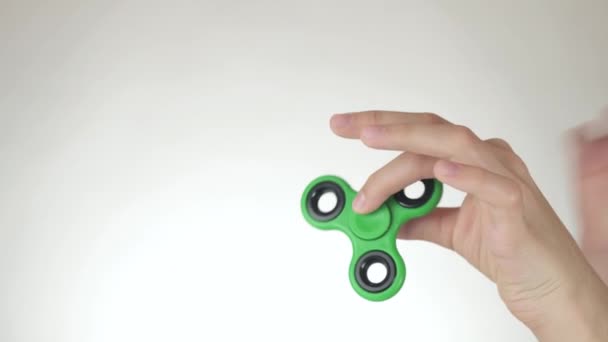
[{"xmin": 1, "ymin": 1, "xmax": 607, "ymax": 341}]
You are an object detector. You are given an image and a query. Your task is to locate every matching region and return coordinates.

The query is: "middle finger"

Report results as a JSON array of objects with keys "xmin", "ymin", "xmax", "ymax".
[
  {"xmin": 360, "ymin": 123, "xmax": 486, "ymax": 165},
  {"xmin": 330, "ymin": 111, "xmax": 449, "ymax": 139}
]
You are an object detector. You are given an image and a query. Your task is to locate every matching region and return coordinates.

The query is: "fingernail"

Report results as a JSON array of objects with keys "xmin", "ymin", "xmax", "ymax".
[
  {"xmin": 353, "ymin": 193, "xmax": 366, "ymax": 212},
  {"xmin": 331, "ymin": 113, "xmax": 352, "ymax": 128},
  {"xmin": 362, "ymin": 126, "xmax": 384, "ymax": 140},
  {"xmin": 437, "ymin": 160, "xmax": 460, "ymax": 177}
]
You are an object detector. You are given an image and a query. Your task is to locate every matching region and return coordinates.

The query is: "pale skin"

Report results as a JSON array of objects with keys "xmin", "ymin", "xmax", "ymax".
[
  {"xmin": 572, "ymin": 118, "xmax": 608, "ymax": 285},
  {"xmin": 329, "ymin": 111, "xmax": 608, "ymax": 342}
]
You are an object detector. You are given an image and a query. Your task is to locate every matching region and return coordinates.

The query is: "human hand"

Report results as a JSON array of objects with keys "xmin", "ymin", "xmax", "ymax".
[
  {"xmin": 571, "ymin": 114, "xmax": 608, "ymax": 284},
  {"xmin": 330, "ymin": 111, "xmax": 608, "ymax": 342}
]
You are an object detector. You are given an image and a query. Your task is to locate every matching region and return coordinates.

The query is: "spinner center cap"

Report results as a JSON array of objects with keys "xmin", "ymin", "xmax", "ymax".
[{"xmin": 350, "ymin": 204, "xmax": 391, "ymax": 240}]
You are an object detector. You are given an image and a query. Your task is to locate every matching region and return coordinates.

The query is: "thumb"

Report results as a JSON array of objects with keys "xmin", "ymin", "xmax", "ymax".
[{"xmin": 398, "ymin": 208, "xmax": 459, "ymax": 251}]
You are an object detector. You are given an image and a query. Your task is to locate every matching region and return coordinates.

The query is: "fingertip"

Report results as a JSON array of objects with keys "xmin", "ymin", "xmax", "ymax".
[
  {"xmin": 353, "ymin": 192, "xmax": 384, "ymax": 214},
  {"xmin": 330, "ymin": 113, "xmax": 352, "ymax": 130},
  {"xmin": 352, "ymin": 192, "xmax": 369, "ymax": 213}
]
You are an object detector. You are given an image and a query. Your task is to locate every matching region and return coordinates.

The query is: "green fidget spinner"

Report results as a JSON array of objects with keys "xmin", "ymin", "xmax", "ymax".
[{"xmin": 301, "ymin": 175, "xmax": 443, "ymax": 301}]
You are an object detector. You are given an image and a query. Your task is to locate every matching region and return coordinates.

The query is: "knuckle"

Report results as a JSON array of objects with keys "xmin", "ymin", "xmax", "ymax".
[
  {"xmin": 403, "ymin": 152, "xmax": 422, "ymax": 164},
  {"xmin": 366, "ymin": 170, "xmax": 383, "ymax": 187},
  {"xmin": 364, "ymin": 170, "xmax": 393, "ymax": 199},
  {"xmin": 506, "ymin": 152, "xmax": 530, "ymax": 175},
  {"xmin": 503, "ymin": 182, "xmax": 523, "ymax": 208},
  {"xmin": 369, "ymin": 110, "xmax": 383, "ymax": 125},
  {"xmin": 400, "ymin": 153, "xmax": 427, "ymax": 173},
  {"xmin": 421, "ymin": 112, "xmax": 443, "ymax": 124},
  {"xmin": 454, "ymin": 125, "xmax": 479, "ymax": 149},
  {"xmin": 489, "ymin": 138, "xmax": 511, "ymax": 150},
  {"xmin": 515, "ymin": 155, "xmax": 529, "ymax": 173},
  {"xmin": 512, "ymin": 156, "xmax": 528, "ymax": 173}
]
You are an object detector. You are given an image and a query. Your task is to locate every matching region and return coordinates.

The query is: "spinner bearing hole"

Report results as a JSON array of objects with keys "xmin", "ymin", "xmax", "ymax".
[
  {"xmin": 355, "ymin": 251, "xmax": 396, "ymax": 293},
  {"xmin": 318, "ymin": 191, "xmax": 338, "ymax": 213},
  {"xmin": 306, "ymin": 181, "xmax": 345, "ymax": 222},
  {"xmin": 394, "ymin": 179, "xmax": 435, "ymax": 208},
  {"xmin": 367, "ymin": 262, "xmax": 388, "ymax": 284},
  {"xmin": 403, "ymin": 181, "xmax": 425, "ymax": 200}
]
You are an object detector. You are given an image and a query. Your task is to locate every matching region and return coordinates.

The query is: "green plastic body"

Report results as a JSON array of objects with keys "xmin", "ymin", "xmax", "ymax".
[{"xmin": 301, "ymin": 175, "xmax": 443, "ymax": 301}]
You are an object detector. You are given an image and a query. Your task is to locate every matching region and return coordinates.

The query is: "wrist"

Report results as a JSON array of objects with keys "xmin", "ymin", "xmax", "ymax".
[{"xmin": 531, "ymin": 266, "xmax": 608, "ymax": 342}]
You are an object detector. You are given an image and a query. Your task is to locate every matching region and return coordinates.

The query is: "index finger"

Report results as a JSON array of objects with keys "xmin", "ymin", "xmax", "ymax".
[{"xmin": 330, "ymin": 111, "xmax": 450, "ymax": 139}]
